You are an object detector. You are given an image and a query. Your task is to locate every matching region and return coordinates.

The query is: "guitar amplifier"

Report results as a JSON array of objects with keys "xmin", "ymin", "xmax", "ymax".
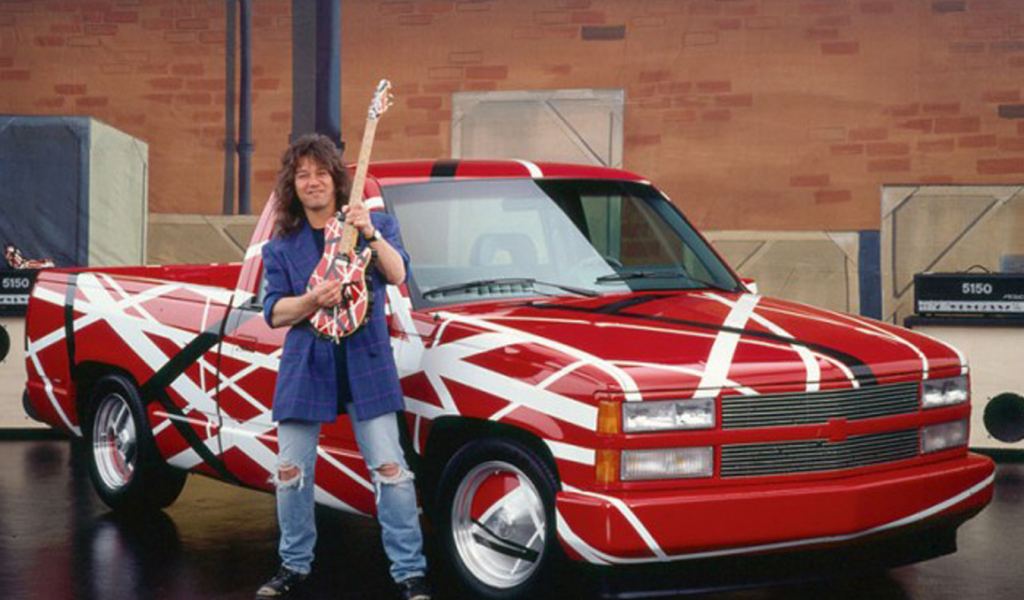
[{"xmin": 914, "ymin": 272, "xmax": 1024, "ymax": 317}]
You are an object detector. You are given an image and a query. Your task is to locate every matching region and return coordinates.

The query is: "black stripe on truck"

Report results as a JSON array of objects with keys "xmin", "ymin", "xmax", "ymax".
[
  {"xmin": 430, "ymin": 160, "xmax": 459, "ymax": 178},
  {"xmin": 137, "ymin": 314, "xmax": 257, "ymax": 485},
  {"xmin": 64, "ymin": 274, "xmax": 78, "ymax": 371}
]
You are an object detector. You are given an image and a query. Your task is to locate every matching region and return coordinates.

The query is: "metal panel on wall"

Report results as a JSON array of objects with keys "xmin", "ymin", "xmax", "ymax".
[
  {"xmin": 706, "ymin": 231, "xmax": 864, "ymax": 315},
  {"xmin": 147, "ymin": 214, "xmax": 257, "ymax": 265},
  {"xmin": 451, "ymin": 89, "xmax": 623, "ymax": 167}
]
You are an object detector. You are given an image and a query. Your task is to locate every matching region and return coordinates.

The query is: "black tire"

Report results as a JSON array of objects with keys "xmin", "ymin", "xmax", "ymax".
[
  {"xmin": 434, "ymin": 437, "xmax": 561, "ymax": 599},
  {"xmin": 83, "ymin": 374, "xmax": 187, "ymax": 512}
]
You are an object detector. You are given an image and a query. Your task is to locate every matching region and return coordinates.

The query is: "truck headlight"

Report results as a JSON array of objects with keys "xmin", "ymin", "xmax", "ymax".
[
  {"xmin": 621, "ymin": 447, "xmax": 713, "ymax": 480},
  {"xmin": 622, "ymin": 398, "xmax": 715, "ymax": 433},
  {"xmin": 922, "ymin": 376, "xmax": 968, "ymax": 409},
  {"xmin": 921, "ymin": 419, "xmax": 968, "ymax": 453}
]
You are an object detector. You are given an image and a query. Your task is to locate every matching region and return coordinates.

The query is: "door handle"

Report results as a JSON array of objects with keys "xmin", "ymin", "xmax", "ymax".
[{"xmin": 235, "ymin": 334, "xmax": 259, "ymax": 351}]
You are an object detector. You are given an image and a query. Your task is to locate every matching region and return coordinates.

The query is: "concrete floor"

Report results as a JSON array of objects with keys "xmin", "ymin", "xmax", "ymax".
[
  {"xmin": 0, "ymin": 439, "xmax": 1021, "ymax": 600},
  {"xmin": 0, "ymin": 318, "xmax": 46, "ymax": 430}
]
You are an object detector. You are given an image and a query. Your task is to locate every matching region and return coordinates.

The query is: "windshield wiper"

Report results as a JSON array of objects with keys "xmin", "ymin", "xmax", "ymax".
[
  {"xmin": 423, "ymin": 277, "xmax": 598, "ymax": 299},
  {"xmin": 596, "ymin": 270, "xmax": 738, "ymax": 293},
  {"xmin": 595, "ymin": 270, "xmax": 686, "ymax": 283}
]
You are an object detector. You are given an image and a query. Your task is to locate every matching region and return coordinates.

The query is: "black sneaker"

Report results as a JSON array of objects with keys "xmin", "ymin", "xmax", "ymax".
[
  {"xmin": 397, "ymin": 576, "xmax": 432, "ymax": 600},
  {"xmin": 255, "ymin": 566, "xmax": 307, "ymax": 598}
]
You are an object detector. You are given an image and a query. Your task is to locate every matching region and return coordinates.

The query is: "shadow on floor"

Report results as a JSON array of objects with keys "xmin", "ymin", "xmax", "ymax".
[{"xmin": 0, "ymin": 440, "xmax": 1021, "ymax": 599}]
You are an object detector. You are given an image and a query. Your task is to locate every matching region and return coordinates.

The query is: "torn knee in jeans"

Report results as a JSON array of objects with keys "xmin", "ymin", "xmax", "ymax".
[
  {"xmin": 373, "ymin": 462, "xmax": 415, "ymax": 485},
  {"xmin": 273, "ymin": 462, "xmax": 304, "ymax": 490}
]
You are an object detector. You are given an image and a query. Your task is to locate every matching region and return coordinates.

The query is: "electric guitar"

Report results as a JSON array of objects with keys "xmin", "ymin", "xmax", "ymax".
[{"xmin": 307, "ymin": 79, "xmax": 393, "ymax": 342}]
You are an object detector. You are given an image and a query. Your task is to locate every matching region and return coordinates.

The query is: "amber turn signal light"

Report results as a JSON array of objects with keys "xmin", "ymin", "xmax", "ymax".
[
  {"xmin": 597, "ymin": 399, "xmax": 620, "ymax": 434},
  {"xmin": 595, "ymin": 449, "xmax": 620, "ymax": 485}
]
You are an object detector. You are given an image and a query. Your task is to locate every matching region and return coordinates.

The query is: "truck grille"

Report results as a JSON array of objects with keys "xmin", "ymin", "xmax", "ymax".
[
  {"xmin": 721, "ymin": 382, "xmax": 920, "ymax": 429},
  {"xmin": 720, "ymin": 428, "xmax": 920, "ymax": 477}
]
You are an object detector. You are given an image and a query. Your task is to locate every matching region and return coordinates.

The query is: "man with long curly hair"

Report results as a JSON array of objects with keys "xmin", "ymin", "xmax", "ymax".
[{"xmin": 256, "ymin": 133, "xmax": 431, "ymax": 600}]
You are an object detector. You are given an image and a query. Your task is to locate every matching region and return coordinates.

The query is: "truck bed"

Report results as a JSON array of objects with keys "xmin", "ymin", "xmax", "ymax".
[{"xmin": 54, "ymin": 262, "xmax": 243, "ymax": 291}]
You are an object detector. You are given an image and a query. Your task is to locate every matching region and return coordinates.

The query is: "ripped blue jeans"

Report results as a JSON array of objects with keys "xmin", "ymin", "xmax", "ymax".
[{"xmin": 275, "ymin": 414, "xmax": 426, "ymax": 583}]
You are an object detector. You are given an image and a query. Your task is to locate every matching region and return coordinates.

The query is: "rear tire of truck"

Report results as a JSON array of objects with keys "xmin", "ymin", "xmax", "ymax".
[
  {"xmin": 434, "ymin": 438, "xmax": 561, "ymax": 600},
  {"xmin": 84, "ymin": 374, "xmax": 187, "ymax": 513}
]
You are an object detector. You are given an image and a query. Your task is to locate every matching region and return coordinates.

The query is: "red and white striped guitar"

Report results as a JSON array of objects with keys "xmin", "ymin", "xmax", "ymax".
[{"xmin": 307, "ymin": 79, "xmax": 393, "ymax": 342}]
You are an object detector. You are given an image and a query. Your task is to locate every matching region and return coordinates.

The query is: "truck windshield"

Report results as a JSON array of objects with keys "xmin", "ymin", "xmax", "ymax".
[{"xmin": 384, "ymin": 178, "xmax": 739, "ymax": 308}]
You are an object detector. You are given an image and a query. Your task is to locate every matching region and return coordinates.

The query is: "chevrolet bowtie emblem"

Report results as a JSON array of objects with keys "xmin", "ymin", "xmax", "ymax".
[{"xmin": 827, "ymin": 417, "xmax": 849, "ymax": 443}]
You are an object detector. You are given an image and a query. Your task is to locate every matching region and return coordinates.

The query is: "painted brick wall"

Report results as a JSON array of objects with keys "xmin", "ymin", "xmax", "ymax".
[{"xmin": 3, "ymin": 0, "xmax": 1024, "ymax": 231}]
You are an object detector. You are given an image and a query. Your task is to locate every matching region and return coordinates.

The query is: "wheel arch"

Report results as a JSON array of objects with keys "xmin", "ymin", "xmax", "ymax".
[
  {"xmin": 72, "ymin": 362, "xmax": 141, "ymax": 429},
  {"xmin": 421, "ymin": 416, "xmax": 562, "ymax": 501}
]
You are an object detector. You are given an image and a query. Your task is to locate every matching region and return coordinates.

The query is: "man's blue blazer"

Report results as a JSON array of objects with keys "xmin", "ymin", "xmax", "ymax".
[{"xmin": 261, "ymin": 212, "xmax": 410, "ymax": 423}]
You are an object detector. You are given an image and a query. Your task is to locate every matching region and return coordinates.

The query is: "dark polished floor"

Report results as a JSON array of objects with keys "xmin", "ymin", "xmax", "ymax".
[{"xmin": 0, "ymin": 439, "xmax": 1021, "ymax": 600}]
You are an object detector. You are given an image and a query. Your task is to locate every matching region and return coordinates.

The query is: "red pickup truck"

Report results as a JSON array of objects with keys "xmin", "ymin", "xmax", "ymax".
[{"xmin": 23, "ymin": 160, "xmax": 994, "ymax": 598}]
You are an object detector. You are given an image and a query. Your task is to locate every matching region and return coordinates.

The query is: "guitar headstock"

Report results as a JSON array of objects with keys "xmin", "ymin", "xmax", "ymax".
[{"xmin": 368, "ymin": 79, "xmax": 393, "ymax": 121}]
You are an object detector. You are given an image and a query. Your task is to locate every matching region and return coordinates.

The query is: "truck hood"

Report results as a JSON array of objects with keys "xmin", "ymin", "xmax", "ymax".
[{"xmin": 421, "ymin": 291, "xmax": 966, "ymax": 396}]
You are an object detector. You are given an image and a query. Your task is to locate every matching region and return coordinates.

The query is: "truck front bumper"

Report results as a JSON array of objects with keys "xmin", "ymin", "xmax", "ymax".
[{"xmin": 555, "ymin": 452, "xmax": 994, "ymax": 564}]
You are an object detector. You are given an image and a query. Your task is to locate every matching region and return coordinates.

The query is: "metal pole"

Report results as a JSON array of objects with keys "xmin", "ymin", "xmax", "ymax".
[
  {"xmin": 237, "ymin": 0, "xmax": 253, "ymax": 215},
  {"xmin": 221, "ymin": 0, "xmax": 236, "ymax": 215},
  {"xmin": 315, "ymin": 0, "xmax": 342, "ymax": 149},
  {"xmin": 291, "ymin": 0, "xmax": 316, "ymax": 142}
]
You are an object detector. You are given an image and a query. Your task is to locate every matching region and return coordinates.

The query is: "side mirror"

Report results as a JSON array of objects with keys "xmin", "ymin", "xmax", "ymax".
[{"xmin": 741, "ymin": 277, "xmax": 758, "ymax": 295}]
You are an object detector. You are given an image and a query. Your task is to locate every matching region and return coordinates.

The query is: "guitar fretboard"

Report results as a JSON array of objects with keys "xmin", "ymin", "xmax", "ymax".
[{"xmin": 338, "ymin": 113, "xmax": 382, "ymax": 253}]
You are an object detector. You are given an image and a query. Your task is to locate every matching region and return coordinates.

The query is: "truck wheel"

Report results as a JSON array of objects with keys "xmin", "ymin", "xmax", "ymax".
[
  {"xmin": 84, "ymin": 374, "xmax": 187, "ymax": 512},
  {"xmin": 435, "ymin": 438, "xmax": 560, "ymax": 599}
]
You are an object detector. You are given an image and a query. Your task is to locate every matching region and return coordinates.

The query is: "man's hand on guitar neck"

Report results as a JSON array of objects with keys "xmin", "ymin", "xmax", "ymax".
[
  {"xmin": 342, "ymin": 203, "xmax": 374, "ymax": 239},
  {"xmin": 341, "ymin": 204, "xmax": 407, "ymax": 286}
]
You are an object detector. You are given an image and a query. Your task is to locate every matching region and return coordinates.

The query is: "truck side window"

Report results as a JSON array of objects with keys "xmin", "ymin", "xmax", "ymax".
[
  {"xmin": 580, "ymin": 194, "xmax": 622, "ymax": 260},
  {"xmin": 252, "ymin": 270, "xmax": 267, "ymax": 308}
]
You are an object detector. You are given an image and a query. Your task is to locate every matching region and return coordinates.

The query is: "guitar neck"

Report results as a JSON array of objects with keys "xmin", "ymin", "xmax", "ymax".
[{"xmin": 339, "ymin": 116, "xmax": 381, "ymax": 252}]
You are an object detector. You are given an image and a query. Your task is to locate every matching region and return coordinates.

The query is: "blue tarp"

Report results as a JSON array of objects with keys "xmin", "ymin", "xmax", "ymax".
[{"xmin": 0, "ymin": 115, "xmax": 90, "ymax": 267}]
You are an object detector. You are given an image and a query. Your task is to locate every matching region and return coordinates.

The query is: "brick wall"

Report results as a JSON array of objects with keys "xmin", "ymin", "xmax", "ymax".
[
  {"xmin": 3, "ymin": 0, "xmax": 1024, "ymax": 231},
  {"xmin": 0, "ymin": 0, "xmax": 290, "ymax": 215}
]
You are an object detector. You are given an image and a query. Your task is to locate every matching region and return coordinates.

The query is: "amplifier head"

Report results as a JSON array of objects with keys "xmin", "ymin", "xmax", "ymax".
[{"xmin": 914, "ymin": 272, "xmax": 1024, "ymax": 318}]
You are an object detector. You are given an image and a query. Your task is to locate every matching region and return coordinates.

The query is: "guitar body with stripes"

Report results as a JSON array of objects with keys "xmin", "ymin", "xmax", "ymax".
[
  {"xmin": 306, "ymin": 78, "xmax": 392, "ymax": 342},
  {"xmin": 308, "ymin": 213, "xmax": 374, "ymax": 341}
]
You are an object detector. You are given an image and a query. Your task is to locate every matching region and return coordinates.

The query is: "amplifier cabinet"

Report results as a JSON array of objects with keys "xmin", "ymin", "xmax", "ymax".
[
  {"xmin": 0, "ymin": 317, "xmax": 39, "ymax": 429},
  {"xmin": 905, "ymin": 317, "xmax": 1024, "ymax": 452}
]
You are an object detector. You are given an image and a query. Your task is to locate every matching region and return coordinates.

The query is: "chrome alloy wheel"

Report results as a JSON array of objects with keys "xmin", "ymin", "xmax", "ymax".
[
  {"xmin": 451, "ymin": 460, "xmax": 547, "ymax": 590},
  {"xmin": 92, "ymin": 393, "xmax": 138, "ymax": 490}
]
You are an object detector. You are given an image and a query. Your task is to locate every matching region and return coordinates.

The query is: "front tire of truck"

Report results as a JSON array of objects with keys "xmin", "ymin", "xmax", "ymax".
[
  {"xmin": 434, "ymin": 438, "xmax": 561, "ymax": 600},
  {"xmin": 84, "ymin": 374, "xmax": 187, "ymax": 513}
]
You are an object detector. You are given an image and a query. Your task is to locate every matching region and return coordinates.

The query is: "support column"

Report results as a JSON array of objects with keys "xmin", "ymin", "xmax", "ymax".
[{"xmin": 291, "ymin": 0, "xmax": 342, "ymax": 149}]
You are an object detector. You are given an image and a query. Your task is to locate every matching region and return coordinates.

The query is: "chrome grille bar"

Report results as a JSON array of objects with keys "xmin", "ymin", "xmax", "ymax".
[
  {"xmin": 721, "ymin": 382, "xmax": 920, "ymax": 429},
  {"xmin": 720, "ymin": 429, "xmax": 920, "ymax": 477}
]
